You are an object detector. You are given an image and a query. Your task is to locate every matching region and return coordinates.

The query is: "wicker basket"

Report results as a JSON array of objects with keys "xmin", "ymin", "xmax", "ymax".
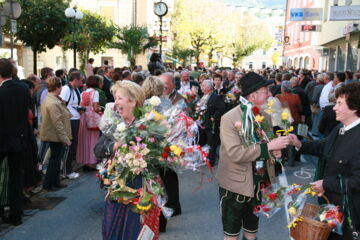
[{"xmin": 290, "ymin": 196, "xmax": 332, "ymax": 240}]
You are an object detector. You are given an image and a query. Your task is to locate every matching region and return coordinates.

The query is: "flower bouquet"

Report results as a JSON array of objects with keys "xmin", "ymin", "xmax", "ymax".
[
  {"xmin": 98, "ymin": 96, "xmax": 208, "ymax": 215},
  {"xmin": 253, "ymin": 184, "xmax": 288, "ymax": 218},
  {"xmin": 182, "ymin": 91, "xmax": 197, "ymax": 118},
  {"xmin": 315, "ymin": 205, "xmax": 343, "ymax": 235}
]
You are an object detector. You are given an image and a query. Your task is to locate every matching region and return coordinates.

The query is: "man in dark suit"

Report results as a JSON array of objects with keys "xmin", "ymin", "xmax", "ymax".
[
  {"xmin": 0, "ymin": 58, "xmax": 30, "ymax": 225},
  {"xmin": 197, "ymin": 80, "xmax": 225, "ymax": 166},
  {"xmin": 291, "ymin": 76, "xmax": 312, "ymax": 129},
  {"xmin": 176, "ymin": 70, "xmax": 201, "ymax": 96},
  {"xmin": 102, "ymin": 66, "xmax": 114, "ymax": 102}
]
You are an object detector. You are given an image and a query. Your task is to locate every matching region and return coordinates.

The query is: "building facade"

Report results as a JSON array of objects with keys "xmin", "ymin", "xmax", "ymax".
[
  {"xmin": 319, "ymin": 0, "xmax": 360, "ymax": 72},
  {"xmin": 3, "ymin": 0, "xmax": 174, "ymax": 76},
  {"xmin": 283, "ymin": 0, "xmax": 323, "ymax": 70}
]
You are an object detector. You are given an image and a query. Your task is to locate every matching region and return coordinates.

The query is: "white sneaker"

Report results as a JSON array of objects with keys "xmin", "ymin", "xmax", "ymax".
[{"xmin": 67, "ymin": 172, "xmax": 79, "ymax": 179}]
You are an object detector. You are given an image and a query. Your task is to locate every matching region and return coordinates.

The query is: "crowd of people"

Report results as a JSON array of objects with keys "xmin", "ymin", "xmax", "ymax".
[{"xmin": 0, "ymin": 54, "xmax": 359, "ymax": 240}]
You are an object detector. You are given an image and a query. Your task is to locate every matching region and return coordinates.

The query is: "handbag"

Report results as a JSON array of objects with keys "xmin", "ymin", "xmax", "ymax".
[
  {"xmin": 84, "ymin": 90, "xmax": 101, "ymax": 130},
  {"xmin": 339, "ymin": 175, "xmax": 360, "ymax": 240}
]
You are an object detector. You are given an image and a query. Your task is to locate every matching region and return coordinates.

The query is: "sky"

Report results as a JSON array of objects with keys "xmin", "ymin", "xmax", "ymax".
[{"xmin": 225, "ymin": 0, "xmax": 286, "ymax": 9}]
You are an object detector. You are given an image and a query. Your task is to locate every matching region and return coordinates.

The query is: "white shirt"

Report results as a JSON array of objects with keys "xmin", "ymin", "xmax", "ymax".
[
  {"xmin": 340, "ymin": 118, "xmax": 360, "ymax": 134},
  {"xmin": 178, "ymin": 81, "xmax": 191, "ymax": 95},
  {"xmin": 319, "ymin": 81, "xmax": 333, "ymax": 109},
  {"xmin": 60, "ymin": 85, "xmax": 81, "ymax": 120}
]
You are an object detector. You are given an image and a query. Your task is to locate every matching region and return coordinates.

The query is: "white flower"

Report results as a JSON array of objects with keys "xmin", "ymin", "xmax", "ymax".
[
  {"xmin": 149, "ymin": 96, "xmax": 161, "ymax": 106},
  {"xmin": 116, "ymin": 122, "xmax": 127, "ymax": 132}
]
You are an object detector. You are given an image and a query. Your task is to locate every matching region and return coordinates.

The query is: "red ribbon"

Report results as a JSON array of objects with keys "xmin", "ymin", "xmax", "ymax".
[
  {"xmin": 191, "ymin": 145, "xmax": 213, "ymax": 192},
  {"xmin": 178, "ymin": 112, "xmax": 194, "ymax": 136}
]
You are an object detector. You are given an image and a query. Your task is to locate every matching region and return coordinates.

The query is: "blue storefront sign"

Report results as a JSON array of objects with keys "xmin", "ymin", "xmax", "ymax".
[{"xmin": 290, "ymin": 8, "xmax": 323, "ymax": 21}]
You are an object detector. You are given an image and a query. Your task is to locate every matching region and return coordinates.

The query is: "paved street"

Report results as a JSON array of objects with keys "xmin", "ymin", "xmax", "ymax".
[{"xmin": 0, "ymin": 155, "xmax": 318, "ymax": 240}]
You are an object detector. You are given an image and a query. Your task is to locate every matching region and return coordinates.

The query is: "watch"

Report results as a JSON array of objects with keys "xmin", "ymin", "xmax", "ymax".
[{"xmin": 154, "ymin": 2, "xmax": 168, "ymax": 17}]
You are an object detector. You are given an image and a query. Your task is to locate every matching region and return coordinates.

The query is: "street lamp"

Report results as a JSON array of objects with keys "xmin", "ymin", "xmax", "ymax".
[{"xmin": 65, "ymin": 7, "xmax": 83, "ymax": 69}]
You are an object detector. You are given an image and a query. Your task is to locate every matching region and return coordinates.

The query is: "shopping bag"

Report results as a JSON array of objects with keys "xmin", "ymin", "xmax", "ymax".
[{"xmin": 297, "ymin": 123, "xmax": 308, "ymax": 137}]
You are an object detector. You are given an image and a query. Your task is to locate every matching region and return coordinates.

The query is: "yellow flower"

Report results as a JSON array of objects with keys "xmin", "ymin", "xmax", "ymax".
[
  {"xmin": 304, "ymin": 187, "xmax": 317, "ymax": 197},
  {"xmin": 170, "ymin": 145, "xmax": 182, "ymax": 156},
  {"xmin": 288, "ymin": 206, "xmax": 297, "ymax": 216},
  {"xmin": 265, "ymin": 109, "xmax": 274, "ymax": 114},
  {"xmin": 255, "ymin": 115, "xmax": 264, "ymax": 123},
  {"xmin": 174, "ymin": 148, "xmax": 182, "ymax": 156},
  {"xmin": 281, "ymin": 112, "xmax": 289, "ymax": 121},
  {"xmin": 153, "ymin": 110, "xmax": 164, "ymax": 121},
  {"xmin": 267, "ymin": 100, "xmax": 274, "ymax": 108},
  {"xmin": 287, "ymin": 222, "xmax": 297, "ymax": 228},
  {"xmin": 287, "ymin": 217, "xmax": 304, "ymax": 228}
]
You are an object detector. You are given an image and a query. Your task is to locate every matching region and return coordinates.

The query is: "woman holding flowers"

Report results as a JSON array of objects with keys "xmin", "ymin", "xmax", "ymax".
[
  {"xmin": 290, "ymin": 83, "xmax": 360, "ymax": 239},
  {"xmin": 94, "ymin": 80, "xmax": 147, "ymax": 240}
]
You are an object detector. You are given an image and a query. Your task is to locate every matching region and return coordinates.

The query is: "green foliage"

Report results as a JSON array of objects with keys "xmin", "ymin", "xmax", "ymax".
[
  {"xmin": 80, "ymin": 10, "xmax": 116, "ymax": 55},
  {"xmin": 15, "ymin": 0, "xmax": 70, "ymax": 53},
  {"xmin": 110, "ymin": 25, "xmax": 157, "ymax": 68},
  {"xmin": 59, "ymin": 10, "xmax": 116, "ymax": 71}
]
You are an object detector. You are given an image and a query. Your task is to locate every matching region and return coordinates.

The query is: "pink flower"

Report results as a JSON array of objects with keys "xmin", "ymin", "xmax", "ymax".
[
  {"xmin": 234, "ymin": 121, "xmax": 242, "ymax": 130},
  {"xmin": 135, "ymin": 136, "xmax": 142, "ymax": 142},
  {"xmin": 134, "ymin": 152, "xmax": 143, "ymax": 159},
  {"xmin": 149, "ymin": 137, "xmax": 155, "ymax": 143}
]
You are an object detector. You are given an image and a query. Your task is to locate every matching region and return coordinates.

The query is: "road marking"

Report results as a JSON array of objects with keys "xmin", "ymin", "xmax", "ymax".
[{"xmin": 293, "ymin": 167, "xmax": 315, "ymax": 179}]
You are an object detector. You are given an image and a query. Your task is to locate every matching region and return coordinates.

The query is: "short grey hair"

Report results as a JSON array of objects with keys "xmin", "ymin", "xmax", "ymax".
[
  {"xmin": 203, "ymin": 79, "xmax": 213, "ymax": 89},
  {"xmin": 290, "ymin": 76, "xmax": 299, "ymax": 86},
  {"xmin": 160, "ymin": 72, "xmax": 175, "ymax": 84},
  {"xmin": 316, "ymin": 73, "xmax": 325, "ymax": 82},
  {"xmin": 281, "ymin": 80, "xmax": 292, "ymax": 93}
]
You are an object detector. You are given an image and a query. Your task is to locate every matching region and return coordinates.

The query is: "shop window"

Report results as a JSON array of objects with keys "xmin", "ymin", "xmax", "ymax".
[
  {"xmin": 336, "ymin": 45, "xmax": 345, "ymax": 71},
  {"xmin": 304, "ymin": 56, "xmax": 310, "ymax": 69},
  {"xmin": 347, "ymin": 44, "xmax": 358, "ymax": 72},
  {"xmin": 329, "ymin": 48, "xmax": 336, "ymax": 72}
]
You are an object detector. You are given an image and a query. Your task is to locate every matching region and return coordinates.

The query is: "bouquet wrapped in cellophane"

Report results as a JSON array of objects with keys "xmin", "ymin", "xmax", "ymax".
[{"xmin": 98, "ymin": 96, "xmax": 208, "ymax": 215}]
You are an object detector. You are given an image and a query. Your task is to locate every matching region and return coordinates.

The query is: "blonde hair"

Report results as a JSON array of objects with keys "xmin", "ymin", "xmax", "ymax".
[
  {"xmin": 111, "ymin": 80, "xmax": 145, "ymax": 107},
  {"xmin": 142, "ymin": 76, "xmax": 164, "ymax": 99},
  {"xmin": 47, "ymin": 76, "xmax": 62, "ymax": 92}
]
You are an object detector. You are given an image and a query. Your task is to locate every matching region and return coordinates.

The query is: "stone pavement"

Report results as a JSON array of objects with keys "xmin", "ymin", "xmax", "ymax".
[{"xmin": 1, "ymin": 157, "xmax": 317, "ymax": 240}]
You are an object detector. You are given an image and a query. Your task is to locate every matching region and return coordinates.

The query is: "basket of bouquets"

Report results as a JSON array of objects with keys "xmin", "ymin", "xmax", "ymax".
[{"xmin": 289, "ymin": 193, "xmax": 343, "ymax": 240}]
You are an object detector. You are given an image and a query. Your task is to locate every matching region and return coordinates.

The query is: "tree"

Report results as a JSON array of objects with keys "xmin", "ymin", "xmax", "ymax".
[
  {"xmin": 59, "ymin": 10, "xmax": 116, "ymax": 71},
  {"xmin": 171, "ymin": 0, "xmax": 227, "ymax": 67},
  {"xmin": 171, "ymin": 45, "xmax": 194, "ymax": 67},
  {"xmin": 14, "ymin": 0, "xmax": 70, "ymax": 74},
  {"xmin": 272, "ymin": 51, "xmax": 280, "ymax": 67},
  {"xmin": 224, "ymin": 17, "xmax": 273, "ymax": 68},
  {"xmin": 110, "ymin": 25, "xmax": 157, "ymax": 68}
]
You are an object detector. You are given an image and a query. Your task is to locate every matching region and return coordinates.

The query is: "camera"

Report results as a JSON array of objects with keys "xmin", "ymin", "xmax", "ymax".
[{"xmin": 75, "ymin": 106, "xmax": 86, "ymax": 112}]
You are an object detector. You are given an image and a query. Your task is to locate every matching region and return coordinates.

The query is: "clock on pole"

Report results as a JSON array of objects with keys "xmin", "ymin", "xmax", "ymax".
[
  {"xmin": 154, "ymin": 1, "xmax": 168, "ymax": 57},
  {"xmin": 154, "ymin": 2, "xmax": 168, "ymax": 17}
]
